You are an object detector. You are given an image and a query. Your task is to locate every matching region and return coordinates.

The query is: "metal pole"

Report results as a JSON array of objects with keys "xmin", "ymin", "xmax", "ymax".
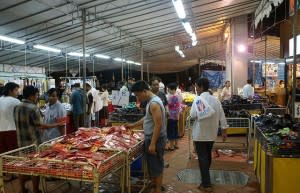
[
  {"xmin": 141, "ymin": 40, "xmax": 144, "ymax": 80},
  {"xmin": 265, "ymin": 36, "xmax": 267, "ymax": 96},
  {"xmin": 48, "ymin": 51, "xmax": 50, "ymax": 77},
  {"xmin": 93, "ymin": 58, "xmax": 95, "ymax": 77},
  {"xmin": 82, "ymin": 8, "xmax": 87, "ymax": 126},
  {"xmin": 292, "ymin": 3, "xmax": 298, "ymax": 118},
  {"xmin": 65, "ymin": 48, "xmax": 68, "ymax": 78},
  {"xmin": 147, "ymin": 63, "xmax": 149, "ymax": 81},
  {"xmin": 121, "ymin": 47, "xmax": 124, "ymax": 81}
]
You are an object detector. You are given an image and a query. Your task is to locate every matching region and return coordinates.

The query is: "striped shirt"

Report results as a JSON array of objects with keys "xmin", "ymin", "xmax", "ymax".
[{"xmin": 14, "ymin": 99, "xmax": 42, "ymax": 147}]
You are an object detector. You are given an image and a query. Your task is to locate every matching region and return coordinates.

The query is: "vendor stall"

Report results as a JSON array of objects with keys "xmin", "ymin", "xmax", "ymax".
[{"xmin": 253, "ymin": 115, "xmax": 300, "ymax": 193}]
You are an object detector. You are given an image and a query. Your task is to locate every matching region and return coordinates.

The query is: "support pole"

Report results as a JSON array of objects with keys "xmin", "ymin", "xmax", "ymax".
[
  {"xmin": 147, "ymin": 63, "xmax": 149, "ymax": 81},
  {"xmin": 82, "ymin": 8, "xmax": 87, "ymax": 126},
  {"xmin": 292, "ymin": 3, "xmax": 298, "ymax": 118},
  {"xmin": 141, "ymin": 41, "xmax": 144, "ymax": 80},
  {"xmin": 121, "ymin": 47, "xmax": 124, "ymax": 81},
  {"xmin": 65, "ymin": 49, "xmax": 68, "ymax": 78},
  {"xmin": 264, "ymin": 37, "xmax": 267, "ymax": 96}
]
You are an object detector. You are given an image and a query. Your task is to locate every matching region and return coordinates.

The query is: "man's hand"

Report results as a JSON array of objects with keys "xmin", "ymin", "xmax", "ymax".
[
  {"xmin": 148, "ymin": 143, "xmax": 156, "ymax": 155},
  {"xmin": 123, "ymin": 123, "xmax": 135, "ymax": 130}
]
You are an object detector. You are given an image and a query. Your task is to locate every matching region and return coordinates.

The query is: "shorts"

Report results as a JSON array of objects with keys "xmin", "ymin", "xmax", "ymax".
[
  {"xmin": 167, "ymin": 119, "xmax": 179, "ymax": 140},
  {"xmin": 100, "ymin": 106, "xmax": 108, "ymax": 119},
  {"xmin": 0, "ymin": 130, "xmax": 18, "ymax": 154},
  {"xmin": 144, "ymin": 136, "xmax": 166, "ymax": 177}
]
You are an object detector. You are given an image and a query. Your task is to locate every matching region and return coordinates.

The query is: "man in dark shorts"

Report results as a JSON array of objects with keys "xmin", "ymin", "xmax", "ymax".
[{"xmin": 125, "ymin": 81, "xmax": 167, "ymax": 193}]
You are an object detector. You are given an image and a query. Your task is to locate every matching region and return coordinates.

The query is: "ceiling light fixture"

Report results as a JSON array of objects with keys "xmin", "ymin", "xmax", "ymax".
[
  {"xmin": 114, "ymin": 57, "xmax": 126, "ymax": 62},
  {"xmin": 34, "ymin": 44, "xmax": 61, "ymax": 53},
  {"xmin": 95, "ymin": 54, "xmax": 110, "ymax": 59},
  {"xmin": 175, "ymin": 45, "xmax": 185, "ymax": 58},
  {"xmin": 126, "ymin": 60, "xmax": 135, "ymax": 64},
  {"xmin": 182, "ymin": 22, "xmax": 193, "ymax": 35},
  {"xmin": 172, "ymin": 0, "xmax": 186, "ymax": 19},
  {"xmin": 0, "ymin": 35, "xmax": 25, "ymax": 45},
  {"xmin": 192, "ymin": 40, "xmax": 197, "ymax": 47},
  {"xmin": 134, "ymin": 62, "xmax": 141, "ymax": 66},
  {"xmin": 67, "ymin": 52, "xmax": 90, "ymax": 57}
]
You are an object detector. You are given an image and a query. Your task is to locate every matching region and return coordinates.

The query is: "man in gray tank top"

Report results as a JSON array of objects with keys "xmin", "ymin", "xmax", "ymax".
[{"xmin": 125, "ymin": 80, "xmax": 167, "ymax": 193}]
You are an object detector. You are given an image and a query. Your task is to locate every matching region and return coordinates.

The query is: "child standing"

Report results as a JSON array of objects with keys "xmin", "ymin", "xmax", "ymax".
[{"xmin": 166, "ymin": 83, "xmax": 182, "ymax": 150}]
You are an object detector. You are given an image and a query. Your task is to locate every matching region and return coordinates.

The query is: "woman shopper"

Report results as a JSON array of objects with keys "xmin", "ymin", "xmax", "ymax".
[
  {"xmin": 220, "ymin": 80, "xmax": 231, "ymax": 101},
  {"xmin": 166, "ymin": 83, "xmax": 182, "ymax": 150}
]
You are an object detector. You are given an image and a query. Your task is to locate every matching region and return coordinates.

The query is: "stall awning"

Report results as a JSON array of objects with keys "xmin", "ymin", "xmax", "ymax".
[{"xmin": 255, "ymin": 0, "xmax": 284, "ymax": 28}]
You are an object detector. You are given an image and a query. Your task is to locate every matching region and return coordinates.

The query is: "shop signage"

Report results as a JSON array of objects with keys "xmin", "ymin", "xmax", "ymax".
[
  {"xmin": 294, "ymin": 102, "xmax": 300, "ymax": 118},
  {"xmin": 111, "ymin": 90, "xmax": 129, "ymax": 106},
  {"xmin": 262, "ymin": 63, "xmax": 278, "ymax": 77}
]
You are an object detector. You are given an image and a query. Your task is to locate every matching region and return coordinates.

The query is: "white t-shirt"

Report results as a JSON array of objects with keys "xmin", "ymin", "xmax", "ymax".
[
  {"xmin": 101, "ymin": 91, "xmax": 109, "ymax": 107},
  {"xmin": 0, "ymin": 96, "xmax": 21, "ymax": 132},
  {"xmin": 221, "ymin": 87, "xmax": 231, "ymax": 101},
  {"xmin": 91, "ymin": 88, "xmax": 103, "ymax": 112},
  {"xmin": 242, "ymin": 84, "xmax": 254, "ymax": 99}
]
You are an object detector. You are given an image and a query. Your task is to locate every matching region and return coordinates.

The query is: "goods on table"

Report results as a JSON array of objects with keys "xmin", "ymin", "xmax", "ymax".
[
  {"xmin": 181, "ymin": 92, "xmax": 196, "ymax": 104},
  {"xmin": 109, "ymin": 108, "xmax": 144, "ymax": 122},
  {"xmin": 2, "ymin": 126, "xmax": 143, "ymax": 180},
  {"xmin": 254, "ymin": 114, "xmax": 300, "ymax": 156}
]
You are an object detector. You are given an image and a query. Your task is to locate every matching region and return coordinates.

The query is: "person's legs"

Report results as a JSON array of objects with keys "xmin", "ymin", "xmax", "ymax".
[
  {"xmin": 73, "ymin": 114, "xmax": 79, "ymax": 131},
  {"xmin": 32, "ymin": 176, "xmax": 40, "ymax": 193},
  {"xmin": 195, "ymin": 141, "xmax": 213, "ymax": 187},
  {"xmin": 79, "ymin": 114, "xmax": 84, "ymax": 128},
  {"xmin": 18, "ymin": 175, "xmax": 26, "ymax": 193},
  {"xmin": 95, "ymin": 111, "xmax": 99, "ymax": 127},
  {"xmin": 207, "ymin": 142, "xmax": 214, "ymax": 168}
]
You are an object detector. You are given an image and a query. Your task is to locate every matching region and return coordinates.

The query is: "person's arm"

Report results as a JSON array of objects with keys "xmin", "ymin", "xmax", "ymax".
[
  {"xmin": 57, "ymin": 105, "xmax": 67, "ymax": 135},
  {"xmin": 148, "ymin": 103, "xmax": 163, "ymax": 155},
  {"xmin": 124, "ymin": 117, "xmax": 145, "ymax": 129},
  {"xmin": 219, "ymin": 103, "xmax": 228, "ymax": 141}
]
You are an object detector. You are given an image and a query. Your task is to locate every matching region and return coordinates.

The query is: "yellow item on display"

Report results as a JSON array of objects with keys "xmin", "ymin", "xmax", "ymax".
[
  {"xmin": 182, "ymin": 92, "xmax": 196, "ymax": 103},
  {"xmin": 226, "ymin": 128, "xmax": 247, "ymax": 135}
]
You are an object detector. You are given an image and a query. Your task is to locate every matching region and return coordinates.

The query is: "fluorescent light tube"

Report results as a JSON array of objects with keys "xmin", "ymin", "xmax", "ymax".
[
  {"xmin": 192, "ymin": 40, "xmax": 197, "ymax": 46},
  {"xmin": 134, "ymin": 62, "xmax": 141, "ymax": 66},
  {"xmin": 172, "ymin": 0, "xmax": 186, "ymax": 19},
  {"xmin": 182, "ymin": 22, "xmax": 193, "ymax": 35},
  {"xmin": 126, "ymin": 60, "xmax": 135, "ymax": 64},
  {"xmin": 191, "ymin": 33, "xmax": 197, "ymax": 41},
  {"xmin": 0, "ymin": 35, "xmax": 25, "ymax": 45},
  {"xmin": 67, "ymin": 52, "xmax": 90, "ymax": 57},
  {"xmin": 34, "ymin": 44, "xmax": 61, "ymax": 53},
  {"xmin": 175, "ymin": 45, "xmax": 180, "ymax": 52},
  {"xmin": 95, "ymin": 54, "xmax": 110, "ymax": 59},
  {"xmin": 114, "ymin": 57, "xmax": 125, "ymax": 62}
]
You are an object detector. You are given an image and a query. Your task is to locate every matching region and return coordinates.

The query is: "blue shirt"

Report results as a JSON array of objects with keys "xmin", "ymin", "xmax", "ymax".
[
  {"xmin": 43, "ymin": 101, "xmax": 66, "ymax": 142},
  {"xmin": 70, "ymin": 88, "xmax": 85, "ymax": 115}
]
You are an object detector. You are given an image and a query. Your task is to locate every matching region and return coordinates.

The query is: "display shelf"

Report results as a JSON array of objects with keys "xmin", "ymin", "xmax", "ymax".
[
  {"xmin": 263, "ymin": 107, "xmax": 286, "ymax": 115},
  {"xmin": 0, "ymin": 144, "xmax": 126, "ymax": 193}
]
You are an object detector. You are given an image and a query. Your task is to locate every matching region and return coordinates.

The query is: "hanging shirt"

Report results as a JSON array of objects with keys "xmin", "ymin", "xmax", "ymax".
[{"xmin": 42, "ymin": 101, "xmax": 66, "ymax": 142}]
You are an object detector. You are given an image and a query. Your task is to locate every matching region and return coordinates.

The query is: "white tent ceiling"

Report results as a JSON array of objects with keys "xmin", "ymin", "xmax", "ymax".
[{"xmin": 0, "ymin": 0, "xmax": 260, "ymax": 73}]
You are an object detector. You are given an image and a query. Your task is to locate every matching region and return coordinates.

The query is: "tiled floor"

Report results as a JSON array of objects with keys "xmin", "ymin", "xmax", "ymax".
[{"xmin": 3, "ymin": 134, "xmax": 260, "ymax": 193}]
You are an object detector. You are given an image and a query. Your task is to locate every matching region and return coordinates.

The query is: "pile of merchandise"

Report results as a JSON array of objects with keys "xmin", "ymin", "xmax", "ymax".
[
  {"xmin": 3, "ymin": 126, "xmax": 144, "ymax": 179},
  {"xmin": 181, "ymin": 92, "xmax": 196, "ymax": 106},
  {"xmin": 109, "ymin": 105, "xmax": 144, "ymax": 122},
  {"xmin": 255, "ymin": 114, "xmax": 300, "ymax": 156}
]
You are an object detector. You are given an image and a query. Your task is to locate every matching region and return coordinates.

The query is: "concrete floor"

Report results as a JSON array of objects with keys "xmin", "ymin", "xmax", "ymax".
[{"xmin": 3, "ymin": 134, "xmax": 260, "ymax": 193}]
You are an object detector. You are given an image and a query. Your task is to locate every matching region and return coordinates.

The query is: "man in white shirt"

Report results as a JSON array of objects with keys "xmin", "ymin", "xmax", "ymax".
[
  {"xmin": 0, "ymin": 82, "xmax": 20, "ymax": 153},
  {"xmin": 242, "ymin": 79, "xmax": 254, "ymax": 99},
  {"xmin": 190, "ymin": 78, "xmax": 227, "ymax": 193}
]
